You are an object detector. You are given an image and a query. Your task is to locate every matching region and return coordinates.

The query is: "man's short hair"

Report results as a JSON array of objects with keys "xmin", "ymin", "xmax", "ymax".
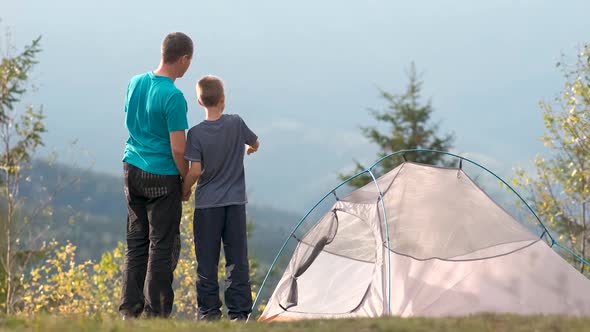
[
  {"xmin": 161, "ymin": 32, "xmax": 193, "ymax": 64},
  {"xmin": 197, "ymin": 75, "xmax": 224, "ymax": 107}
]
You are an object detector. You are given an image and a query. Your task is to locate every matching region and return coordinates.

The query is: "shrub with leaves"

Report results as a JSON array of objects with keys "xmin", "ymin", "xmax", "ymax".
[{"xmin": 18, "ymin": 196, "xmax": 261, "ymax": 317}]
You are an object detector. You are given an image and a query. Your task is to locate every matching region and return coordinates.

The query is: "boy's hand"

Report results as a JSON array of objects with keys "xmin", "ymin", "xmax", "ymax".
[
  {"xmin": 246, "ymin": 140, "xmax": 260, "ymax": 155},
  {"xmin": 182, "ymin": 188, "xmax": 191, "ymax": 201},
  {"xmin": 246, "ymin": 146, "xmax": 258, "ymax": 155},
  {"xmin": 182, "ymin": 161, "xmax": 201, "ymax": 201},
  {"xmin": 182, "ymin": 184, "xmax": 192, "ymax": 201}
]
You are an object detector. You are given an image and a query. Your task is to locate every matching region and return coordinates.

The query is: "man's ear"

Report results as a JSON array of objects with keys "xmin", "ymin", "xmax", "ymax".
[{"xmin": 197, "ymin": 98, "xmax": 204, "ymax": 107}]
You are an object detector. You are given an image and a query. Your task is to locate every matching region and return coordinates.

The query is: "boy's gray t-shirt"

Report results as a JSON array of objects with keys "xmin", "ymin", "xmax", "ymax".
[{"xmin": 184, "ymin": 114, "xmax": 258, "ymax": 209}]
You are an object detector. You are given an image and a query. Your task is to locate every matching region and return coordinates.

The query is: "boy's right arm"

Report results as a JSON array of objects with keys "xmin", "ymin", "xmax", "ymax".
[
  {"xmin": 183, "ymin": 127, "xmax": 203, "ymax": 200},
  {"xmin": 182, "ymin": 161, "xmax": 202, "ymax": 200}
]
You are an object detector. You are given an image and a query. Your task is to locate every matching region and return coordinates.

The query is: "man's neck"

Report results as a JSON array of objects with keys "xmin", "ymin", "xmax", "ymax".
[
  {"xmin": 153, "ymin": 61, "xmax": 177, "ymax": 81},
  {"xmin": 205, "ymin": 107, "xmax": 223, "ymax": 121}
]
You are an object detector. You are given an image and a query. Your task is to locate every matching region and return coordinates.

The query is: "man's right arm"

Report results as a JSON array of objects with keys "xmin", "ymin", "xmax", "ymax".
[{"xmin": 170, "ymin": 130, "xmax": 188, "ymax": 178}]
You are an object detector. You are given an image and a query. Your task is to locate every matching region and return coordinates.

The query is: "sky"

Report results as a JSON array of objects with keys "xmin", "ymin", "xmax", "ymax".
[{"xmin": 3, "ymin": 0, "xmax": 590, "ymax": 213}]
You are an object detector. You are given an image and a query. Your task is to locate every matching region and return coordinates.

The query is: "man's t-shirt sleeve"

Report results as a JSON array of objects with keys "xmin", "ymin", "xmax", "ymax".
[
  {"xmin": 239, "ymin": 116, "xmax": 258, "ymax": 146},
  {"xmin": 124, "ymin": 82, "xmax": 130, "ymax": 113},
  {"xmin": 165, "ymin": 92, "xmax": 189, "ymax": 132},
  {"xmin": 184, "ymin": 129, "xmax": 202, "ymax": 162}
]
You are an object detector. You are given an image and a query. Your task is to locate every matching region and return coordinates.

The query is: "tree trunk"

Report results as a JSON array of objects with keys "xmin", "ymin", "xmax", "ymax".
[{"xmin": 582, "ymin": 202, "xmax": 587, "ymax": 275}]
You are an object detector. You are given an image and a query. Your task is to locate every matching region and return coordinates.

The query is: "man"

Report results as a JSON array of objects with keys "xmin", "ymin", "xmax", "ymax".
[{"xmin": 119, "ymin": 32, "xmax": 193, "ymax": 318}]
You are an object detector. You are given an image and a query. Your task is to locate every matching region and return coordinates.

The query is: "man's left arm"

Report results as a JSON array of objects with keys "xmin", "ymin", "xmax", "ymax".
[
  {"xmin": 170, "ymin": 130, "xmax": 188, "ymax": 178},
  {"xmin": 166, "ymin": 93, "xmax": 190, "ymax": 177}
]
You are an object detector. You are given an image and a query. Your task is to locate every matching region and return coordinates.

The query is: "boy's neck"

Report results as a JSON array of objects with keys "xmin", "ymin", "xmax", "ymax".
[{"xmin": 205, "ymin": 107, "xmax": 223, "ymax": 121}]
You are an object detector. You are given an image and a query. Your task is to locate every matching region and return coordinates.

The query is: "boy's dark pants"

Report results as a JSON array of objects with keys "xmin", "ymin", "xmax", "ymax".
[
  {"xmin": 119, "ymin": 162, "xmax": 182, "ymax": 318},
  {"xmin": 194, "ymin": 205, "xmax": 253, "ymax": 319}
]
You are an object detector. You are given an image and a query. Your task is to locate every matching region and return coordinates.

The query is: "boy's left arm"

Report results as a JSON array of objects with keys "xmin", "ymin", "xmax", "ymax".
[
  {"xmin": 247, "ymin": 139, "xmax": 260, "ymax": 155},
  {"xmin": 240, "ymin": 116, "xmax": 259, "ymax": 155}
]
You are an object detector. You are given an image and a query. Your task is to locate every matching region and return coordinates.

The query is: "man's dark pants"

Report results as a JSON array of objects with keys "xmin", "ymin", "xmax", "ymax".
[
  {"xmin": 194, "ymin": 205, "xmax": 253, "ymax": 320},
  {"xmin": 119, "ymin": 162, "xmax": 182, "ymax": 318}
]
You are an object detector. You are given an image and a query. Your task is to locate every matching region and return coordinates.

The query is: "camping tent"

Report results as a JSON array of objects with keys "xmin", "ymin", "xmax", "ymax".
[{"xmin": 255, "ymin": 151, "xmax": 590, "ymax": 321}]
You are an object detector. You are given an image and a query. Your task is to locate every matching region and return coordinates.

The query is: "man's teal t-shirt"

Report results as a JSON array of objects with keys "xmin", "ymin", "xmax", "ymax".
[{"xmin": 122, "ymin": 72, "xmax": 189, "ymax": 175}]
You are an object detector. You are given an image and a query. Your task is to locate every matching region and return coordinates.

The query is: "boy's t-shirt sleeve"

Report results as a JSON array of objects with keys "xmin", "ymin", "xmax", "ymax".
[
  {"xmin": 165, "ymin": 92, "xmax": 189, "ymax": 132},
  {"xmin": 184, "ymin": 128, "xmax": 202, "ymax": 162},
  {"xmin": 239, "ymin": 116, "xmax": 258, "ymax": 146}
]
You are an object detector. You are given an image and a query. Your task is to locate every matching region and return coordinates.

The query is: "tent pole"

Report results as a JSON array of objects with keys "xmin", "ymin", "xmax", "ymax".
[
  {"xmin": 554, "ymin": 242, "xmax": 590, "ymax": 267},
  {"xmin": 368, "ymin": 169, "xmax": 392, "ymax": 315},
  {"xmin": 249, "ymin": 170, "xmax": 370, "ymax": 319}
]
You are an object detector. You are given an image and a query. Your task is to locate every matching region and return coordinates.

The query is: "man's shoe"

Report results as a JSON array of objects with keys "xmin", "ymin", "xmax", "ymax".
[
  {"xmin": 198, "ymin": 310, "xmax": 222, "ymax": 321},
  {"xmin": 229, "ymin": 313, "xmax": 249, "ymax": 322},
  {"xmin": 121, "ymin": 313, "xmax": 138, "ymax": 320}
]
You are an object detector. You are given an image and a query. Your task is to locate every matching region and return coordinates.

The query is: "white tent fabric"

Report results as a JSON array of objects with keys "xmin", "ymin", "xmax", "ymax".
[{"xmin": 260, "ymin": 162, "xmax": 590, "ymax": 321}]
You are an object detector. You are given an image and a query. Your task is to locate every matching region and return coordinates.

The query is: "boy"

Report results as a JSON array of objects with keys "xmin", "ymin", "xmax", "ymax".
[{"xmin": 183, "ymin": 75, "xmax": 260, "ymax": 321}]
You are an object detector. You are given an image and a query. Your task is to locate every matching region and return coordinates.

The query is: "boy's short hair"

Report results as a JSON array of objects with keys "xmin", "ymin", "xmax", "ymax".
[
  {"xmin": 161, "ymin": 32, "xmax": 193, "ymax": 64},
  {"xmin": 197, "ymin": 75, "xmax": 224, "ymax": 107}
]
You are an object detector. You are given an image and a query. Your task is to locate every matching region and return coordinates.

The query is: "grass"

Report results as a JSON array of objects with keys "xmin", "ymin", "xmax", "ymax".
[{"xmin": 0, "ymin": 314, "xmax": 588, "ymax": 332}]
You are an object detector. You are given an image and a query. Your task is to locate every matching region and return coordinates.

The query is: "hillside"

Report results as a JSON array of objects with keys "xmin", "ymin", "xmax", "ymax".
[{"xmin": 18, "ymin": 160, "xmax": 298, "ymax": 265}]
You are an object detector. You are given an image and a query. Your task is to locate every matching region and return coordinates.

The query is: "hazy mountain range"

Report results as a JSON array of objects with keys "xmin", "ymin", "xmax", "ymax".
[{"xmin": 19, "ymin": 160, "xmax": 297, "ymax": 265}]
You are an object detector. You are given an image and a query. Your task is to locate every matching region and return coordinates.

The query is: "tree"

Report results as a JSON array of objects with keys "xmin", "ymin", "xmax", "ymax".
[
  {"xmin": 513, "ymin": 43, "xmax": 590, "ymax": 275},
  {"xmin": 340, "ymin": 63, "xmax": 454, "ymax": 188},
  {"xmin": 0, "ymin": 34, "xmax": 46, "ymax": 313}
]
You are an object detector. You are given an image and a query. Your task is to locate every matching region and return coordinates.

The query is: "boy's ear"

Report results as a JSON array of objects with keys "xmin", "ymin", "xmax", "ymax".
[{"xmin": 197, "ymin": 98, "xmax": 204, "ymax": 107}]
